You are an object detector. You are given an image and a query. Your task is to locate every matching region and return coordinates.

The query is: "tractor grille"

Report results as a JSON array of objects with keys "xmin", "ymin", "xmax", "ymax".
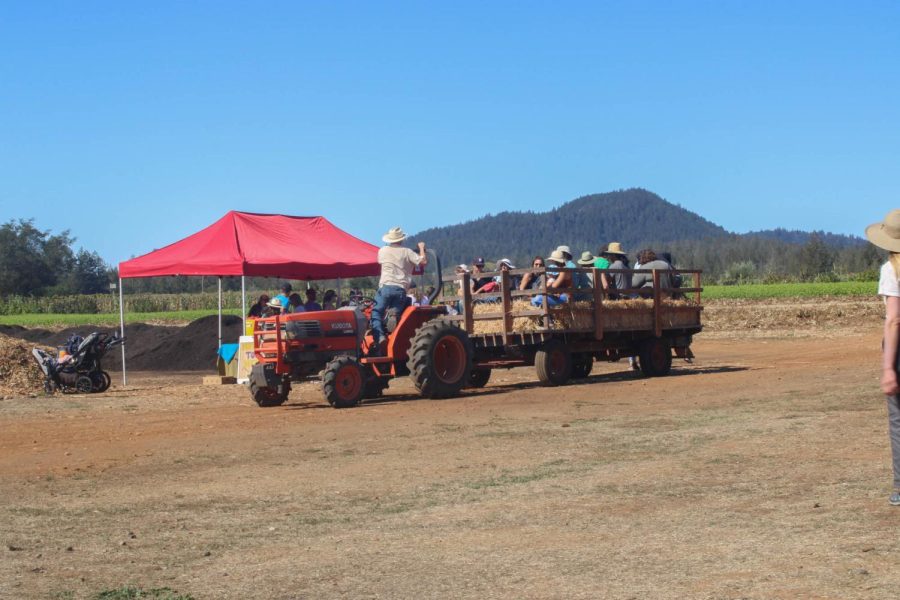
[{"xmin": 285, "ymin": 320, "xmax": 322, "ymax": 339}]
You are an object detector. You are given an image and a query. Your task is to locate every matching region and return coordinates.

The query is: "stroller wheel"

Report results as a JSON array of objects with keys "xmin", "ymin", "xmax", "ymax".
[
  {"xmin": 75, "ymin": 375, "xmax": 93, "ymax": 394},
  {"xmin": 91, "ymin": 371, "xmax": 111, "ymax": 393}
]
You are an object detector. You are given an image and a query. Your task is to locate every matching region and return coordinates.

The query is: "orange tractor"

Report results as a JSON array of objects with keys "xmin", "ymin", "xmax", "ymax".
[{"xmin": 248, "ymin": 254, "xmax": 472, "ymax": 408}]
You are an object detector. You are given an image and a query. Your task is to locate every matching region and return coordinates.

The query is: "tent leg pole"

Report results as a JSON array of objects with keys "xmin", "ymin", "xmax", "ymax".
[
  {"xmin": 241, "ymin": 276, "xmax": 246, "ymax": 334},
  {"xmin": 119, "ymin": 277, "xmax": 127, "ymax": 387},
  {"xmin": 218, "ymin": 276, "xmax": 223, "ymax": 349},
  {"xmin": 337, "ymin": 278, "xmax": 341, "ymax": 306}
]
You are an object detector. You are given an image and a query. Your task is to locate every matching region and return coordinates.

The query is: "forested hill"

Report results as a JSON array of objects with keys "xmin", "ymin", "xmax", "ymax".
[
  {"xmin": 744, "ymin": 228, "xmax": 865, "ymax": 248},
  {"xmin": 413, "ymin": 188, "xmax": 728, "ymax": 267}
]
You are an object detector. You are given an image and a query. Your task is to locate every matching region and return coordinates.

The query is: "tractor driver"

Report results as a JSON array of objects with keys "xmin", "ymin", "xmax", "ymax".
[{"xmin": 370, "ymin": 227, "xmax": 427, "ymax": 356}]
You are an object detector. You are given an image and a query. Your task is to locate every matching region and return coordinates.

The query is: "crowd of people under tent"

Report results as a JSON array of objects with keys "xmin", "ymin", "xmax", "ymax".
[{"xmin": 453, "ymin": 242, "xmax": 683, "ymax": 309}]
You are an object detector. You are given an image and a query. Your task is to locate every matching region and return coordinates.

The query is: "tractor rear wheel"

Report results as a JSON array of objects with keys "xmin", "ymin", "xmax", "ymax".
[
  {"xmin": 535, "ymin": 340, "xmax": 572, "ymax": 386},
  {"xmin": 323, "ymin": 356, "xmax": 365, "ymax": 408},
  {"xmin": 639, "ymin": 338, "xmax": 672, "ymax": 377},
  {"xmin": 467, "ymin": 368, "xmax": 491, "ymax": 388},
  {"xmin": 571, "ymin": 353, "xmax": 593, "ymax": 379},
  {"xmin": 250, "ymin": 380, "xmax": 289, "ymax": 407},
  {"xmin": 407, "ymin": 321, "xmax": 473, "ymax": 399}
]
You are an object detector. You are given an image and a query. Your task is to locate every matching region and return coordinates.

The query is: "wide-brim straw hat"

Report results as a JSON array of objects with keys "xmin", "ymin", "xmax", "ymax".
[
  {"xmin": 577, "ymin": 251, "xmax": 595, "ymax": 265},
  {"xmin": 605, "ymin": 242, "xmax": 627, "ymax": 256},
  {"xmin": 556, "ymin": 245, "xmax": 572, "ymax": 257},
  {"xmin": 547, "ymin": 250, "xmax": 567, "ymax": 264},
  {"xmin": 382, "ymin": 227, "xmax": 407, "ymax": 244},
  {"xmin": 865, "ymin": 210, "xmax": 900, "ymax": 252},
  {"xmin": 266, "ymin": 298, "xmax": 284, "ymax": 309}
]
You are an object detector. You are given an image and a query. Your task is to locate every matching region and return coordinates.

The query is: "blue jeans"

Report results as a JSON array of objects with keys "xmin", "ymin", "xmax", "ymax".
[
  {"xmin": 371, "ymin": 285, "xmax": 407, "ymax": 344},
  {"xmin": 531, "ymin": 293, "xmax": 569, "ymax": 307}
]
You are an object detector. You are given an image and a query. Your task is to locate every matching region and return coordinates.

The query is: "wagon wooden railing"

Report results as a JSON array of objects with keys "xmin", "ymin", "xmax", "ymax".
[{"xmin": 442, "ymin": 266, "xmax": 703, "ymax": 342}]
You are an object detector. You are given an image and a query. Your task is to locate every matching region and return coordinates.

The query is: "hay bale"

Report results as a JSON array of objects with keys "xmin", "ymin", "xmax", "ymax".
[
  {"xmin": 469, "ymin": 297, "xmax": 699, "ymax": 335},
  {"xmin": 0, "ymin": 334, "xmax": 51, "ymax": 398}
]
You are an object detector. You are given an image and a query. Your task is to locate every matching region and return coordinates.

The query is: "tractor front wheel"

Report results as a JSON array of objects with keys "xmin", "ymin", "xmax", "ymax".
[
  {"xmin": 407, "ymin": 322, "xmax": 473, "ymax": 399},
  {"xmin": 250, "ymin": 380, "xmax": 290, "ymax": 407},
  {"xmin": 323, "ymin": 356, "xmax": 365, "ymax": 408},
  {"xmin": 535, "ymin": 340, "xmax": 572, "ymax": 386}
]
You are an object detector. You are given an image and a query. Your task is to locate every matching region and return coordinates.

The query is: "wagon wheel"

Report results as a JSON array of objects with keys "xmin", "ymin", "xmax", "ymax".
[
  {"xmin": 535, "ymin": 340, "xmax": 572, "ymax": 386},
  {"xmin": 467, "ymin": 368, "xmax": 491, "ymax": 389},
  {"xmin": 250, "ymin": 380, "xmax": 290, "ymax": 407},
  {"xmin": 570, "ymin": 353, "xmax": 593, "ymax": 379},
  {"xmin": 323, "ymin": 356, "xmax": 365, "ymax": 408},
  {"xmin": 407, "ymin": 321, "xmax": 473, "ymax": 399},
  {"xmin": 639, "ymin": 338, "xmax": 672, "ymax": 377}
]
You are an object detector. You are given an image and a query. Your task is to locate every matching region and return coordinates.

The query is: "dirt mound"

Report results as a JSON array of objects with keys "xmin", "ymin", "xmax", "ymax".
[
  {"xmin": 0, "ymin": 334, "xmax": 51, "ymax": 398},
  {"xmin": 127, "ymin": 315, "xmax": 244, "ymax": 371},
  {"xmin": 703, "ymin": 296, "xmax": 883, "ymax": 337}
]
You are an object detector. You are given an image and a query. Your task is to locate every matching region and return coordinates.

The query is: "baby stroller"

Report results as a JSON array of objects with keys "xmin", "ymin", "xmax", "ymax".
[{"xmin": 32, "ymin": 332, "xmax": 125, "ymax": 394}]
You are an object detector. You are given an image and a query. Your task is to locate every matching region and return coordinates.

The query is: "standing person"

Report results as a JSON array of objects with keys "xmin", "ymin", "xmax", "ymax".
[
  {"xmin": 865, "ymin": 209, "xmax": 900, "ymax": 506},
  {"xmin": 322, "ymin": 290, "xmax": 337, "ymax": 310},
  {"xmin": 247, "ymin": 294, "xmax": 270, "ymax": 318},
  {"xmin": 272, "ymin": 283, "xmax": 292, "ymax": 311},
  {"xmin": 371, "ymin": 227, "xmax": 427, "ymax": 355},
  {"xmin": 304, "ymin": 289, "xmax": 322, "ymax": 311}
]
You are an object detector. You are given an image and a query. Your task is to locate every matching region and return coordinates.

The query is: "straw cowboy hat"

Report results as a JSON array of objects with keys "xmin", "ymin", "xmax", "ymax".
[
  {"xmin": 382, "ymin": 227, "xmax": 407, "ymax": 244},
  {"xmin": 556, "ymin": 245, "xmax": 572, "ymax": 258},
  {"xmin": 266, "ymin": 298, "xmax": 284, "ymax": 310},
  {"xmin": 547, "ymin": 250, "xmax": 567, "ymax": 264},
  {"xmin": 605, "ymin": 242, "xmax": 627, "ymax": 256},
  {"xmin": 577, "ymin": 251, "xmax": 595, "ymax": 266},
  {"xmin": 866, "ymin": 210, "xmax": 900, "ymax": 252}
]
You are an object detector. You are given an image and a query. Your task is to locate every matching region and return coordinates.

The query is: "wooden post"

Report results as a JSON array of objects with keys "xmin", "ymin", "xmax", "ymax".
[
  {"xmin": 652, "ymin": 270, "xmax": 662, "ymax": 338},
  {"xmin": 462, "ymin": 273, "xmax": 474, "ymax": 334},
  {"xmin": 542, "ymin": 277, "xmax": 549, "ymax": 330},
  {"xmin": 501, "ymin": 270, "xmax": 512, "ymax": 345},
  {"xmin": 693, "ymin": 271, "xmax": 701, "ymax": 304},
  {"xmin": 592, "ymin": 268, "xmax": 604, "ymax": 340}
]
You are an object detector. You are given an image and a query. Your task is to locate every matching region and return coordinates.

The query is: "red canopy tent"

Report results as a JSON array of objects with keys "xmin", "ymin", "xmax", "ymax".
[{"xmin": 116, "ymin": 211, "xmax": 380, "ymax": 384}]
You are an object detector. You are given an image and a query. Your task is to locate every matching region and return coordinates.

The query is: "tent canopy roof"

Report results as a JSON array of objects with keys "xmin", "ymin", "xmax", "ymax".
[{"xmin": 119, "ymin": 211, "xmax": 380, "ymax": 280}]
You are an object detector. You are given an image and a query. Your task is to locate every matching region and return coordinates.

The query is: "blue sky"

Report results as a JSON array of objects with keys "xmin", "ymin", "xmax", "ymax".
[{"xmin": 0, "ymin": 1, "xmax": 897, "ymax": 263}]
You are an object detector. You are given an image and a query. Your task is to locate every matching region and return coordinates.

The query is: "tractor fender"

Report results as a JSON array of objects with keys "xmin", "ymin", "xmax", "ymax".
[{"xmin": 250, "ymin": 362, "xmax": 282, "ymax": 390}]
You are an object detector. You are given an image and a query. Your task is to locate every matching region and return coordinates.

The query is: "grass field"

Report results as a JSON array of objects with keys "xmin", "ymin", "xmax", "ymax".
[
  {"xmin": 701, "ymin": 280, "xmax": 876, "ymax": 300},
  {"xmin": 0, "ymin": 282, "xmax": 878, "ymax": 328}
]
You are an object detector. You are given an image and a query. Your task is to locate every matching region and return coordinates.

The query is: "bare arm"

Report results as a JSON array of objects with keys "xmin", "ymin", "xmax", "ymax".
[
  {"xmin": 519, "ymin": 272, "xmax": 533, "ymax": 290},
  {"xmin": 883, "ymin": 295, "xmax": 900, "ymax": 395},
  {"xmin": 417, "ymin": 242, "xmax": 427, "ymax": 266}
]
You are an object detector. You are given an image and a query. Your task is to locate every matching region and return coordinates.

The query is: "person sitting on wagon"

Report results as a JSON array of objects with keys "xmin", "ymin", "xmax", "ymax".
[
  {"xmin": 531, "ymin": 250, "xmax": 571, "ymax": 307},
  {"xmin": 272, "ymin": 283, "xmax": 292, "ymax": 312},
  {"xmin": 574, "ymin": 251, "xmax": 598, "ymax": 299},
  {"xmin": 601, "ymin": 242, "xmax": 631, "ymax": 299},
  {"xmin": 494, "ymin": 258, "xmax": 520, "ymax": 290},
  {"xmin": 630, "ymin": 249, "xmax": 673, "ymax": 297},
  {"xmin": 471, "ymin": 257, "xmax": 496, "ymax": 294},
  {"xmin": 248, "ymin": 294, "xmax": 270, "ymax": 318},
  {"xmin": 371, "ymin": 227, "xmax": 427, "ymax": 355},
  {"xmin": 519, "ymin": 256, "xmax": 546, "ymax": 291}
]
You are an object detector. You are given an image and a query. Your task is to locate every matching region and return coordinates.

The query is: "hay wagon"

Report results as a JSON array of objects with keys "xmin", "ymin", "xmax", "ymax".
[{"xmin": 443, "ymin": 266, "xmax": 703, "ymax": 387}]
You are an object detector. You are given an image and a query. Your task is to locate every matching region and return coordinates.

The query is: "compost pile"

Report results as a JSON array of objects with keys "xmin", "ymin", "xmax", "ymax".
[{"xmin": 0, "ymin": 334, "xmax": 51, "ymax": 398}]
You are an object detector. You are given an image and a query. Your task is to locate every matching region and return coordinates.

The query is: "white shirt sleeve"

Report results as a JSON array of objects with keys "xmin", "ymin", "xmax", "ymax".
[{"xmin": 878, "ymin": 262, "xmax": 900, "ymax": 297}]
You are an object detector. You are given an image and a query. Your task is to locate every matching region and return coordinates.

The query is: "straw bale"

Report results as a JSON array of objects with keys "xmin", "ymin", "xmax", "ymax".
[{"xmin": 0, "ymin": 334, "xmax": 51, "ymax": 398}]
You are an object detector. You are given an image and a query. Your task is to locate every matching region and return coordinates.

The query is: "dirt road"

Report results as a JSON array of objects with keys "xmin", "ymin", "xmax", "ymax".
[{"xmin": 1, "ymin": 329, "xmax": 897, "ymax": 599}]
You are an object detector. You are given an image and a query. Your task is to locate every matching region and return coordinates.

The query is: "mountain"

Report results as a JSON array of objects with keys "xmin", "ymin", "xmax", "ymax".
[{"xmin": 414, "ymin": 188, "xmax": 729, "ymax": 268}]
